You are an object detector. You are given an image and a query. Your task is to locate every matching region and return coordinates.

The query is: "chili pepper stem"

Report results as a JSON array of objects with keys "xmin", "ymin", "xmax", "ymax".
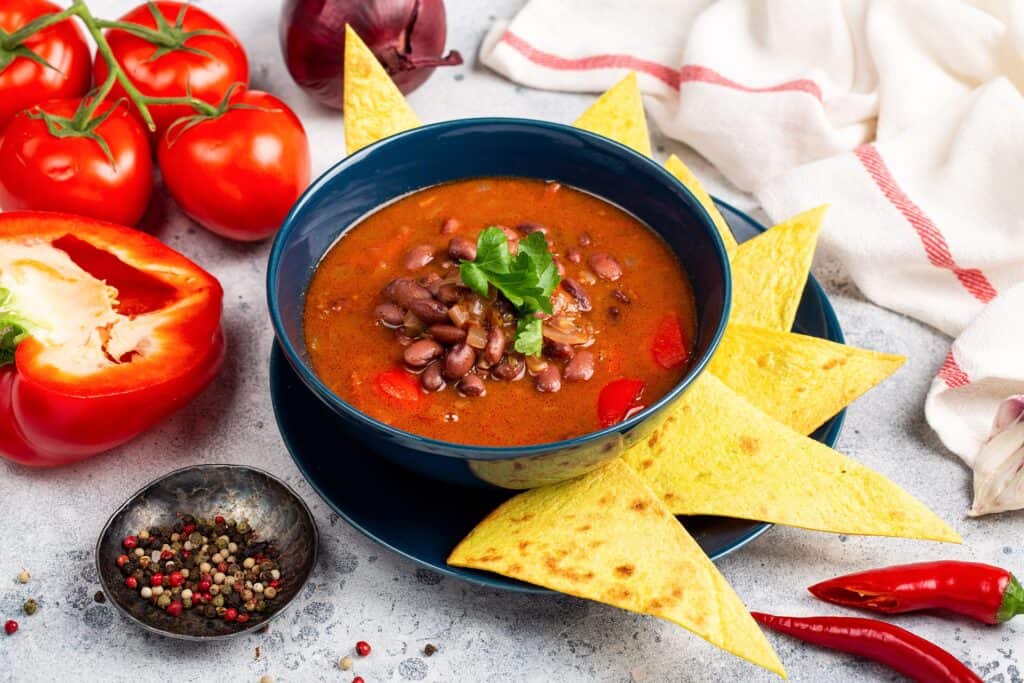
[{"xmin": 997, "ymin": 575, "xmax": 1024, "ymax": 623}]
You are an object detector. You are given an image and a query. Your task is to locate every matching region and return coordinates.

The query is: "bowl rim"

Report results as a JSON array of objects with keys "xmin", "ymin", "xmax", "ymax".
[
  {"xmin": 94, "ymin": 463, "xmax": 319, "ymax": 641},
  {"xmin": 267, "ymin": 116, "xmax": 732, "ymax": 460}
]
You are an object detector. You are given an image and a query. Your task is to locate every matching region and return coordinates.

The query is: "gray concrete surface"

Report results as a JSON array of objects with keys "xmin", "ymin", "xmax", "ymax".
[{"xmin": 1, "ymin": 1, "xmax": 1020, "ymax": 681}]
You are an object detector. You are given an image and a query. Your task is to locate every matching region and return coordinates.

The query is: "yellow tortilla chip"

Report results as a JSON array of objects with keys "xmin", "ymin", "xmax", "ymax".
[
  {"xmin": 731, "ymin": 205, "xmax": 827, "ymax": 331},
  {"xmin": 623, "ymin": 373, "xmax": 960, "ymax": 543},
  {"xmin": 710, "ymin": 324, "xmax": 906, "ymax": 435},
  {"xmin": 343, "ymin": 25, "xmax": 422, "ymax": 155},
  {"xmin": 573, "ymin": 72, "xmax": 652, "ymax": 157},
  {"xmin": 449, "ymin": 459, "xmax": 785, "ymax": 677},
  {"xmin": 664, "ymin": 155, "xmax": 737, "ymax": 257}
]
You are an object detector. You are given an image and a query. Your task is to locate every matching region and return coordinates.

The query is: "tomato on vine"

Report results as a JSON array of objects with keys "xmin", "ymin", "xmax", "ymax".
[
  {"xmin": 0, "ymin": 0, "xmax": 92, "ymax": 130},
  {"xmin": 93, "ymin": 1, "xmax": 249, "ymax": 138},
  {"xmin": 0, "ymin": 97, "xmax": 153, "ymax": 226},
  {"xmin": 157, "ymin": 87, "xmax": 311, "ymax": 241}
]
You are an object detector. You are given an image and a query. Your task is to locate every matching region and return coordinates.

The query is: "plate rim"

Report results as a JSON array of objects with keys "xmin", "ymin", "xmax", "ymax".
[{"xmin": 269, "ymin": 197, "xmax": 846, "ymax": 593}]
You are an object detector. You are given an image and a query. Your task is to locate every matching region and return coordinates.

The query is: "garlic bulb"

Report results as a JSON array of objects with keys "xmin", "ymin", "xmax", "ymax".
[{"xmin": 970, "ymin": 395, "xmax": 1024, "ymax": 516}]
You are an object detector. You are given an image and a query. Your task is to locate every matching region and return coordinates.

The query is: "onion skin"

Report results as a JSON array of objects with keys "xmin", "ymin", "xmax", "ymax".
[{"xmin": 279, "ymin": 0, "xmax": 461, "ymax": 109}]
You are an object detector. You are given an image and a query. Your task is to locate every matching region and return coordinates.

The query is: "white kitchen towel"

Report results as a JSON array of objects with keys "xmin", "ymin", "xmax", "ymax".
[
  {"xmin": 481, "ymin": 0, "xmax": 1024, "ymax": 192},
  {"xmin": 481, "ymin": 0, "xmax": 1024, "ymax": 507}
]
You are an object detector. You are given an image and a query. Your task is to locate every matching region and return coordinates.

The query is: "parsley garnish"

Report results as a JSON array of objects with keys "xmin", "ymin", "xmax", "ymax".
[{"xmin": 459, "ymin": 227, "xmax": 560, "ymax": 356}]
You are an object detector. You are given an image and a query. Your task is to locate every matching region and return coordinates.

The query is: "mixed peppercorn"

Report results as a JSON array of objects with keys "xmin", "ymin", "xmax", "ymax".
[{"xmin": 116, "ymin": 514, "xmax": 283, "ymax": 624}]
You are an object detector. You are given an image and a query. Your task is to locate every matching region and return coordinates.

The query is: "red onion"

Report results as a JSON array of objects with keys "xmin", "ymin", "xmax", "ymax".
[{"xmin": 279, "ymin": 0, "xmax": 463, "ymax": 109}]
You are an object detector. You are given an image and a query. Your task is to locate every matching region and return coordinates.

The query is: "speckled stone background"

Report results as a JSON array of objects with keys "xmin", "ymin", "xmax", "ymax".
[{"xmin": 1, "ymin": 1, "xmax": 1022, "ymax": 681}]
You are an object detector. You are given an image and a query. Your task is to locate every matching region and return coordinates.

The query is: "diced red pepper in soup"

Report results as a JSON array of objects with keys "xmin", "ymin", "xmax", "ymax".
[
  {"xmin": 373, "ymin": 368, "xmax": 421, "ymax": 405},
  {"xmin": 651, "ymin": 314, "xmax": 691, "ymax": 369},
  {"xmin": 598, "ymin": 378, "xmax": 646, "ymax": 427}
]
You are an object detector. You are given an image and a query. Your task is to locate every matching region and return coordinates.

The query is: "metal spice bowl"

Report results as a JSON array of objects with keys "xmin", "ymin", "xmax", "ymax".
[{"xmin": 96, "ymin": 464, "xmax": 318, "ymax": 640}]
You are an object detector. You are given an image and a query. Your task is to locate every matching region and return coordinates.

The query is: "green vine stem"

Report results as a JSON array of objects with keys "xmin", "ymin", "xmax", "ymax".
[{"xmin": 8, "ymin": 0, "xmax": 222, "ymax": 134}]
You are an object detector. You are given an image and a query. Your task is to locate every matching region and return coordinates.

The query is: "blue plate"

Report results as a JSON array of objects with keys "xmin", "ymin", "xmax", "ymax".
[{"xmin": 270, "ymin": 199, "xmax": 846, "ymax": 593}]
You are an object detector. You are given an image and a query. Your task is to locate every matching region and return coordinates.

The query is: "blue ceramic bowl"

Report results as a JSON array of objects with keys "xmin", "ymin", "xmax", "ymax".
[{"xmin": 267, "ymin": 118, "xmax": 730, "ymax": 489}]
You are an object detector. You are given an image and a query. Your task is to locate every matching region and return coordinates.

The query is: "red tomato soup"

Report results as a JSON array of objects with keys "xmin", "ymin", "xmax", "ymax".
[{"xmin": 303, "ymin": 178, "xmax": 698, "ymax": 446}]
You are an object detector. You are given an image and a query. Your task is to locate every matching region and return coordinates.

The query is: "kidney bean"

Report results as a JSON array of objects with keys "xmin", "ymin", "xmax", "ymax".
[
  {"xmin": 404, "ymin": 244, "xmax": 435, "ymax": 270},
  {"xmin": 566, "ymin": 247, "xmax": 582, "ymax": 264},
  {"xmin": 588, "ymin": 253, "xmax": 622, "ymax": 281},
  {"xmin": 612, "ymin": 289, "xmax": 632, "ymax": 304},
  {"xmin": 578, "ymin": 232, "xmax": 593, "ymax": 247},
  {"xmin": 384, "ymin": 278, "xmax": 433, "ymax": 307},
  {"xmin": 564, "ymin": 351, "xmax": 595, "ymax": 382},
  {"xmin": 421, "ymin": 362, "xmax": 445, "ymax": 392},
  {"xmin": 407, "ymin": 298, "xmax": 450, "ymax": 324},
  {"xmin": 448, "ymin": 236, "xmax": 477, "ymax": 261},
  {"xmin": 483, "ymin": 327, "xmax": 506, "ymax": 365},
  {"xmin": 543, "ymin": 339, "xmax": 575, "ymax": 361},
  {"xmin": 428, "ymin": 324, "xmax": 467, "ymax": 345},
  {"xmin": 491, "ymin": 355, "xmax": 526, "ymax": 381},
  {"xmin": 517, "ymin": 222, "xmax": 548, "ymax": 235},
  {"xmin": 436, "ymin": 283, "xmax": 464, "ymax": 305},
  {"xmin": 458, "ymin": 374, "xmax": 486, "ymax": 397},
  {"xmin": 440, "ymin": 217, "xmax": 460, "ymax": 235},
  {"xmin": 395, "ymin": 331, "xmax": 415, "ymax": 346},
  {"xmin": 444, "ymin": 343, "xmax": 476, "ymax": 380},
  {"xmin": 497, "ymin": 225, "xmax": 519, "ymax": 254},
  {"xmin": 420, "ymin": 272, "xmax": 442, "ymax": 295},
  {"xmin": 404, "ymin": 339, "xmax": 443, "ymax": 368},
  {"xmin": 374, "ymin": 303, "xmax": 405, "ymax": 327},
  {"xmin": 560, "ymin": 278, "xmax": 592, "ymax": 312},
  {"xmin": 535, "ymin": 364, "xmax": 562, "ymax": 393}
]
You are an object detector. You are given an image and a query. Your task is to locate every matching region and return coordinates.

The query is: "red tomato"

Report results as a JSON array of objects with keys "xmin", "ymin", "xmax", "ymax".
[
  {"xmin": 650, "ymin": 314, "xmax": 691, "ymax": 369},
  {"xmin": 0, "ymin": 0, "xmax": 91, "ymax": 130},
  {"xmin": 156, "ymin": 88, "xmax": 311, "ymax": 241},
  {"xmin": 597, "ymin": 378, "xmax": 646, "ymax": 427},
  {"xmin": 0, "ymin": 98, "xmax": 154, "ymax": 226},
  {"xmin": 93, "ymin": 1, "xmax": 248, "ymax": 137},
  {"xmin": 373, "ymin": 368, "xmax": 421, "ymax": 406}
]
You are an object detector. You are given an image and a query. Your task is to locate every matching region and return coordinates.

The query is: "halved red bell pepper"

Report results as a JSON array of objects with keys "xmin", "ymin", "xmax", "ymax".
[{"xmin": 0, "ymin": 211, "xmax": 224, "ymax": 466}]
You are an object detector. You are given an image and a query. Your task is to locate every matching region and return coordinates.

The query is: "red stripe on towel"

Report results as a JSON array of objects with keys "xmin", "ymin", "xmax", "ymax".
[
  {"xmin": 854, "ymin": 145, "xmax": 997, "ymax": 304},
  {"xmin": 499, "ymin": 31, "xmax": 822, "ymax": 99},
  {"xmin": 938, "ymin": 350, "xmax": 971, "ymax": 389},
  {"xmin": 678, "ymin": 65, "xmax": 821, "ymax": 100}
]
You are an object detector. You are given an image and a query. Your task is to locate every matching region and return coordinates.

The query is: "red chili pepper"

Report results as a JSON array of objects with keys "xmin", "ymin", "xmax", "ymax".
[
  {"xmin": 809, "ymin": 561, "xmax": 1024, "ymax": 625},
  {"xmin": 0, "ymin": 212, "xmax": 224, "ymax": 466},
  {"xmin": 650, "ymin": 314, "xmax": 690, "ymax": 369},
  {"xmin": 753, "ymin": 612, "xmax": 982, "ymax": 683},
  {"xmin": 597, "ymin": 378, "xmax": 646, "ymax": 427}
]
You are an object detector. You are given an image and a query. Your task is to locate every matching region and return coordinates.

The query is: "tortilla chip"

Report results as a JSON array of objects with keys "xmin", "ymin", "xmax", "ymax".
[
  {"xmin": 664, "ymin": 155, "xmax": 737, "ymax": 257},
  {"xmin": 448, "ymin": 459, "xmax": 785, "ymax": 677},
  {"xmin": 623, "ymin": 373, "xmax": 960, "ymax": 543},
  {"xmin": 730, "ymin": 205, "xmax": 827, "ymax": 331},
  {"xmin": 343, "ymin": 25, "xmax": 422, "ymax": 154},
  {"xmin": 573, "ymin": 73, "xmax": 652, "ymax": 157},
  {"xmin": 710, "ymin": 324, "xmax": 906, "ymax": 435}
]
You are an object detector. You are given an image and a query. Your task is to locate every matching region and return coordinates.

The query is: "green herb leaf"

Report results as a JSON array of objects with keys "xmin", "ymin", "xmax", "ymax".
[
  {"xmin": 458, "ymin": 227, "xmax": 561, "ymax": 355},
  {"xmin": 0, "ymin": 288, "xmax": 31, "ymax": 367},
  {"xmin": 514, "ymin": 317, "xmax": 544, "ymax": 356}
]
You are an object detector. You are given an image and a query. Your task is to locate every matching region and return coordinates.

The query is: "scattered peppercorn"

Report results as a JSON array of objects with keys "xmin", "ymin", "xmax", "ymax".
[
  {"xmin": 424, "ymin": 643, "xmax": 437, "ymax": 657},
  {"xmin": 94, "ymin": 591, "xmax": 106, "ymax": 604},
  {"xmin": 4, "ymin": 620, "xmax": 17, "ymax": 635},
  {"xmin": 259, "ymin": 676, "xmax": 273, "ymax": 683},
  {"xmin": 17, "ymin": 570, "xmax": 29, "ymax": 584},
  {"xmin": 356, "ymin": 640, "xmax": 372, "ymax": 657},
  {"xmin": 339, "ymin": 656, "xmax": 353, "ymax": 670},
  {"xmin": 22, "ymin": 599, "xmax": 37, "ymax": 616},
  {"xmin": 113, "ymin": 513, "xmax": 284, "ymax": 626}
]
